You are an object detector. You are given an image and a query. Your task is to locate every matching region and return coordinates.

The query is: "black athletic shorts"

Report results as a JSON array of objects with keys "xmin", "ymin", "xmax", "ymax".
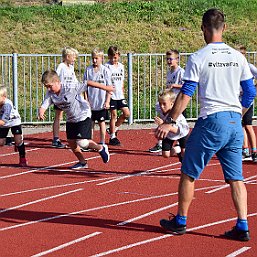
[
  {"xmin": 110, "ymin": 99, "xmax": 129, "ymax": 110},
  {"xmin": 0, "ymin": 125, "xmax": 22, "ymax": 138},
  {"xmin": 242, "ymin": 104, "xmax": 253, "ymax": 126},
  {"xmin": 66, "ymin": 117, "xmax": 92, "ymax": 140},
  {"xmin": 54, "ymin": 104, "xmax": 62, "ymax": 111},
  {"xmin": 91, "ymin": 109, "xmax": 109, "ymax": 122},
  {"xmin": 162, "ymin": 135, "xmax": 188, "ymax": 151}
]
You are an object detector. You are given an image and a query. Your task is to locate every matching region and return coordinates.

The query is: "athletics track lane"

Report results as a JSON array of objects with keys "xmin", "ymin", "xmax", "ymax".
[{"xmin": 0, "ymin": 128, "xmax": 256, "ymax": 257}]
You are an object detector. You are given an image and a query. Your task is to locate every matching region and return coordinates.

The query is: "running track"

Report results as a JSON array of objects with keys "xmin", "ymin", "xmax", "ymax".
[{"xmin": 0, "ymin": 128, "xmax": 256, "ymax": 257}]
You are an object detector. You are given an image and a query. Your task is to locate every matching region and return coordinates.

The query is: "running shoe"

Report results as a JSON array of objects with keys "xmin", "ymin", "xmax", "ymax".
[
  {"xmin": 52, "ymin": 139, "xmax": 66, "ymax": 148},
  {"xmin": 252, "ymin": 152, "xmax": 257, "ymax": 163},
  {"xmin": 242, "ymin": 151, "xmax": 251, "ymax": 161},
  {"xmin": 224, "ymin": 227, "xmax": 250, "ymax": 241},
  {"xmin": 19, "ymin": 157, "xmax": 28, "ymax": 167},
  {"xmin": 149, "ymin": 143, "xmax": 162, "ymax": 153},
  {"xmin": 99, "ymin": 144, "xmax": 110, "ymax": 163},
  {"xmin": 70, "ymin": 162, "xmax": 88, "ymax": 170},
  {"xmin": 109, "ymin": 137, "xmax": 121, "ymax": 146},
  {"xmin": 160, "ymin": 214, "xmax": 186, "ymax": 235}
]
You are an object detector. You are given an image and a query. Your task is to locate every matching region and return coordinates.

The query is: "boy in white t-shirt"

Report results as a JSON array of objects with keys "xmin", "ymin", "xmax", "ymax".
[
  {"xmin": 84, "ymin": 48, "xmax": 112, "ymax": 145},
  {"xmin": 0, "ymin": 85, "xmax": 27, "ymax": 167},
  {"xmin": 155, "ymin": 88, "xmax": 189, "ymax": 162},
  {"xmin": 105, "ymin": 46, "xmax": 130, "ymax": 146},
  {"xmin": 149, "ymin": 49, "xmax": 185, "ymax": 153},
  {"xmin": 53, "ymin": 47, "xmax": 79, "ymax": 148}
]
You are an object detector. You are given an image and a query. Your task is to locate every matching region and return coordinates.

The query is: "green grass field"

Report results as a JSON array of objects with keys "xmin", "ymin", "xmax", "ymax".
[{"xmin": 0, "ymin": 0, "xmax": 256, "ymax": 54}]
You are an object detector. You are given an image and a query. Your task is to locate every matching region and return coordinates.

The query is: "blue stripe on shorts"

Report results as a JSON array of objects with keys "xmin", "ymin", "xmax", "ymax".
[{"xmin": 181, "ymin": 111, "xmax": 244, "ymax": 181}]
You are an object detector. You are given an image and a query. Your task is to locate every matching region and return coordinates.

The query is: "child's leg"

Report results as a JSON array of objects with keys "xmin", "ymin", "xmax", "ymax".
[
  {"xmin": 0, "ymin": 127, "xmax": 9, "ymax": 146},
  {"xmin": 110, "ymin": 109, "xmax": 118, "ymax": 137},
  {"xmin": 115, "ymin": 106, "xmax": 130, "ymax": 129},
  {"xmin": 98, "ymin": 121, "xmax": 106, "ymax": 144},
  {"xmin": 53, "ymin": 109, "xmax": 63, "ymax": 140},
  {"xmin": 68, "ymin": 139, "xmax": 87, "ymax": 164}
]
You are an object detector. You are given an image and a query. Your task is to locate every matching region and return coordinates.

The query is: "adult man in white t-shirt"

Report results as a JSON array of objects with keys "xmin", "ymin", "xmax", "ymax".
[{"xmin": 156, "ymin": 8, "xmax": 256, "ymax": 241}]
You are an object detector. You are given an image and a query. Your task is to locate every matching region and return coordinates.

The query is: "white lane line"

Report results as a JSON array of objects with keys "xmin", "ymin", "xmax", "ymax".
[
  {"xmin": 31, "ymin": 232, "xmax": 102, "ymax": 257},
  {"xmin": 117, "ymin": 202, "xmax": 178, "ymax": 226},
  {"xmin": 205, "ymin": 175, "xmax": 257, "ymax": 194},
  {"xmin": 90, "ymin": 213, "xmax": 257, "ymax": 257},
  {"xmin": 0, "ymin": 154, "xmax": 116, "ymax": 180},
  {"xmin": 0, "ymin": 184, "xmax": 221, "ymax": 232},
  {"xmin": 0, "ymin": 177, "xmax": 111, "ymax": 197},
  {"xmin": 0, "ymin": 148, "xmax": 40, "ymax": 157},
  {"xmin": 97, "ymin": 162, "xmax": 181, "ymax": 186},
  {"xmin": 0, "ymin": 188, "xmax": 83, "ymax": 214},
  {"xmin": 225, "ymin": 247, "xmax": 251, "ymax": 257}
]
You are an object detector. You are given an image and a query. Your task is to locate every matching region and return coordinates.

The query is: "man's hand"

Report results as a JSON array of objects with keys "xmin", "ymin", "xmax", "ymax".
[{"xmin": 155, "ymin": 123, "xmax": 173, "ymax": 140}]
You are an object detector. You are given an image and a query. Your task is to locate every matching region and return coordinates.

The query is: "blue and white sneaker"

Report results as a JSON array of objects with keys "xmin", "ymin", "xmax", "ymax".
[
  {"xmin": 70, "ymin": 161, "xmax": 88, "ymax": 170},
  {"xmin": 99, "ymin": 144, "xmax": 110, "ymax": 163}
]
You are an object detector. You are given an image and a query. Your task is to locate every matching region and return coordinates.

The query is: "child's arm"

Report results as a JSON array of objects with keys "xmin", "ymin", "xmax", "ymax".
[
  {"xmin": 87, "ymin": 80, "xmax": 114, "ymax": 92},
  {"xmin": 38, "ymin": 107, "xmax": 47, "ymax": 120},
  {"xmin": 104, "ymin": 92, "xmax": 112, "ymax": 109},
  {"xmin": 38, "ymin": 93, "xmax": 52, "ymax": 120},
  {"xmin": 0, "ymin": 119, "xmax": 5, "ymax": 126}
]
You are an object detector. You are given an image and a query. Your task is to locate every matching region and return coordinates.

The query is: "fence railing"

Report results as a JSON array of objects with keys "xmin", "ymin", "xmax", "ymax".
[{"xmin": 1, "ymin": 52, "xmax": 256, "ymax": 125}]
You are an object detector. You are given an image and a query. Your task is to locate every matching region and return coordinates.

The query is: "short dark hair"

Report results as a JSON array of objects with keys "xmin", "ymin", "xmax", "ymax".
[
  {"xmin": 107, "ymin": 46, "xmax": 120, "ymax": 56},
  {"xmin": 202, "ymin": 8, "xmax": 225, "ymax": 31}
]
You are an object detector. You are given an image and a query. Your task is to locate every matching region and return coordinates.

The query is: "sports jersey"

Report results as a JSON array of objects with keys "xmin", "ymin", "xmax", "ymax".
[
  {"xmin": 104, "ymin": 61, "xmax": 125, "ymax": 100},
  {"xmin": 84, "ymin": 64, "xmax": 112, "ymax": 111},
  {"xmin": 0, "ymin": 98, "xmax": 21, "ymax": 127},
  {"xmin": 249, "ymin": 63, "xmax": 257, "ymax": 79},
  {"xmin": 157, "ymin": 107, "xmax": 189, "ymax": 140},
  {"xmin": 41, "ymin": 82, "xmax": 91, "ymax": 123},
  {"xmin": 166, "ymin": 66, "xmax": 185, "ymax": 96},
  {"xmin": 56, "ymin": 62, "xmax": 78, "ymax": 85},
  {"xmin": 183, "ymin": 42, "xmax": 253, "ymax": 117}
]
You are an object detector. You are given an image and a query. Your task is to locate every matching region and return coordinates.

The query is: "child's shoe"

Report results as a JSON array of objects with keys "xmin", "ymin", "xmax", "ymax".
[
  {"xmin": 19, "ymin": 157, "xmax": 28, "ymax": 167},
  {"xmin": 99, "ymin": 144, "xmax": 110, "ymax": 163}
]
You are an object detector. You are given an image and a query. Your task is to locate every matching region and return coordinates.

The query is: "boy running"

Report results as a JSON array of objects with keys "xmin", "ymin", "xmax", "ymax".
[{"xmin": 39, "ymin": 70, "xmax": 113, "ymax": 170}]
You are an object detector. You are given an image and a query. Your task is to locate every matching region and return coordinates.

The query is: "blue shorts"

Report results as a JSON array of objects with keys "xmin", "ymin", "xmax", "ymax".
[{"xmin": 181, "ymin": 111, "xmax": 244, "ymax": 181}]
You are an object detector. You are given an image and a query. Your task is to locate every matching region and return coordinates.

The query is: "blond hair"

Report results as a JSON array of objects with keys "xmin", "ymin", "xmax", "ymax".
[
  {"xmin": 62, "ymin": 47, "xmax": 79, "ymax": 60},
  {"xmin": 91, "ymin": 48, "xmax": 104, "ymax": 57},
  {"xmin": 41, "ymin": 70, "xmax": 60, "ymax": 85},
  {"xmin": 158, "ymin": 88, "xmax": 176, "ymax": 103},
  {"xmin": 0, "ymin": 85, "xmax": 7, "ymax": 98}
]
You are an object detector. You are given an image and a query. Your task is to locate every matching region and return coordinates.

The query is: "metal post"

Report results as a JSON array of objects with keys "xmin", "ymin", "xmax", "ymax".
[
  {"xmin": 127, "ymin": 53, "xmax": 133, "ymax": 125},
  {"xmin": 12, "ymin": 53, "xmax": 18, "ymax": 109}
]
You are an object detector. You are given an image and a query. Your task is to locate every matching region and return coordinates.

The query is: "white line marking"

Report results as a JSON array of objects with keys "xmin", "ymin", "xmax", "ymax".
[
  {"xmin": 31, "ymin": 232, "xmax": 102, "ymax": 257},
  {"xmin": 89, "ymin": 213, "xmax": 257, "ymax": 257},
  {"xmin": 0, "ymin": 177, "xmax": 111, "ymax": 197},
  {"xmin": 0, "ymin": 188, "xmax": 83, "ymax": 214},
  {"xmin": 205, "ymin": 175, "xmax": 257, "ymax": 194},
  {"xmin": 0, "ymin": 154, "xmax": 116, "ymax": 180},
  {"xmin": 97, "ymin": 162, "xmax": 181, "ymax": 185},
  {"xmin": 0, "ymin": 148, "xmax": 40, "ymax": 157},
  {"xmin": 225, "ymin": 247, "xmax": 251, "ymax": 257},
  {"xmin": 117, "ymin": 202, "xmax": 178, "ymax": 226},
  {"xmin": 0, "ymin": 184, "xmax": 221, "ymax": 232}
]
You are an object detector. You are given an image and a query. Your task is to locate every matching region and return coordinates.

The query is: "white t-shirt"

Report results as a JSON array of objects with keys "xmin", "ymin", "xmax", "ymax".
[
  {"xmin": 83, "ymin": 65, "xmax": 112, "ymax": 111},
  {"xmin": 249, "ymin": 63, "xmax": 257, "ymax": 79},
  {"xmin": 0, "ymin": 98, "xmax": 21, "ymax": 127},
  {"xmin": 183, "ymin": 42, "xmax": 253, "ymax": 117},
  {"xmin": 156, "ymin": 106, "xmax": 189, "ymax": 140},
  {"xmin": 56, "ymin": 62, "xmax": 78, "ymax": 85},
  {"xmin": 105, "ymin": 61, "xmax": 125, "ymax": 100},
  {"xmin": 166, "ymin": 66, "xmax": 185, "ymax": 96},
  {"xmin": 41, "ymin": 82, "xmax": 91, "ymax": 123}
]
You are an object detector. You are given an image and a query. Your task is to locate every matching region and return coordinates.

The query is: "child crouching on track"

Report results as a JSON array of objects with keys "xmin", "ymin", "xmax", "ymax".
[
  {"xmin": 155, "ymin": 88, "xmax": 189, "ymax": 162},
  {"xmin": 0, "ymin": 85, "xmax": 28, "ymax": 167},
  {"xmin": 38, "ymin": 70, "xmax": 114, "ymax": 170}
]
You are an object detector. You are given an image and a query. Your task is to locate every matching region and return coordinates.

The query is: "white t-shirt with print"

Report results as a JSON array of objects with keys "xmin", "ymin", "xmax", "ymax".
[{"xmin": 183, "ymin": 42, "xmax": 253, "ymax": 118}]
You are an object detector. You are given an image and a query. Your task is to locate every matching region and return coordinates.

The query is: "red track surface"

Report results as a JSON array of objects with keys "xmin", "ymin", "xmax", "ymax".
[{"xmin": 0, "ymin": 128, "xmax": 256, "ymax": 257}]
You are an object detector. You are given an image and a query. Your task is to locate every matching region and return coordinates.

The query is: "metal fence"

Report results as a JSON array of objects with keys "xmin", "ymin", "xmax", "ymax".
[{"xmin": 0, "ymin": 52, "xmax": 256, "ymax": 125}]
